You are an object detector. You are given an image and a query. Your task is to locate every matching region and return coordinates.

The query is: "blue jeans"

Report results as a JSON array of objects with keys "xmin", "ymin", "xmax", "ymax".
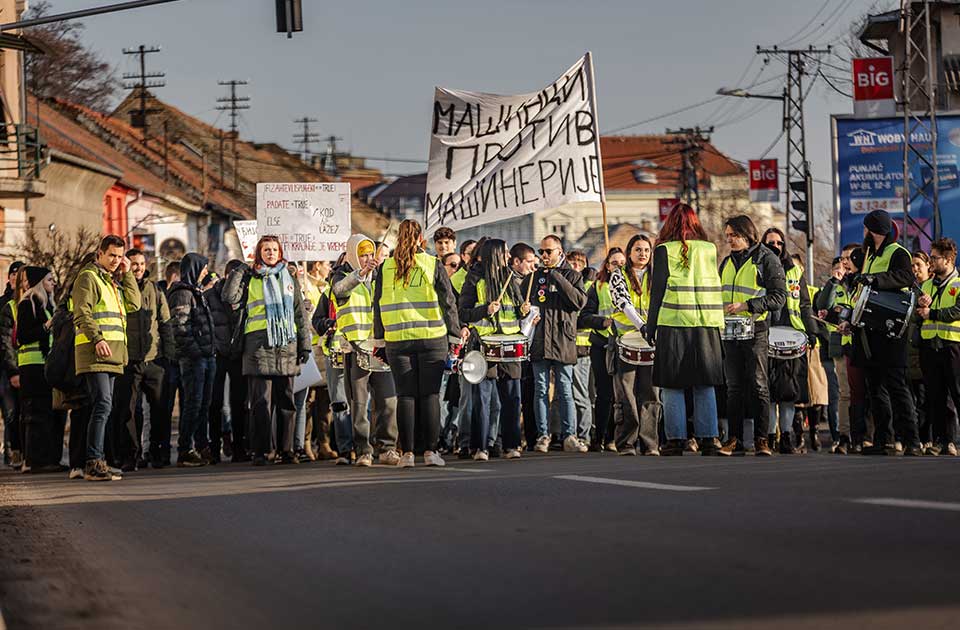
[
  {"xmin": 533, "ymin": 360, "xmax": 575, "ymax": 439},
  {"xmin": 770, "ymin": 402, "xmax": 795, "ymax": 435},
  {"xmin": 662, "ymin": 386, "xmax": 718, "ymax": 440},
  {"xmin": 572, "ymin": 355, "xmax": 593, "ymax": 440},
  {"xmin": 178, "ymin": 356, "xmax": 216, "ymax": 452},
  {"xmin": 326, "ymin": 360, "xmax": 353, "ymax": 454},
  {"xmin": 294, "ymin": 388, "xmax": 308, "ymax": 449},
  {"xmin": 458, "ymin": 375, "xmax": 501, "ymax": 449},
  {"xmin": 476, "ymin": 376, "xmax": 521, "ymax": 451},
  {"xmin": 84, "ymin": 372, "xmax": 115, "ymax": 461}
]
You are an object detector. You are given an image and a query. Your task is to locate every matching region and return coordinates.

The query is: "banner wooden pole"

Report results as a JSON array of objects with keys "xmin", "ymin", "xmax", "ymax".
[{"xmin": 586, "ymin": 51, "xmax": 610, "ymax": 254}]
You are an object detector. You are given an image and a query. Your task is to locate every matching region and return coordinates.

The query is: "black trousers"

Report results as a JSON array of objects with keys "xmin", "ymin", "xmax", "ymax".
[
  {"xmin": 209, "ymin": 355, "xmax": 248, "ymax": 458},
  {"xmin": 248, "ymin": 375, "xmax": 295, "ymax": 457},
  {"xmin": 521, "ymin": 363, "xmax": 536, "ymax": 450},
  {"xmin": 150, "ymin": 361, "xmax": 182, "ymax": 460},
  {"xmin": 919, "ymin": 343, "xmax": 960, "ymax": 446},
  {"xmin": 21, "ymin": 366, "xmax": 63, "ymax": 468},
  {"xmin": 724, "ymin": 327, "xmax": 771, "ymax": 442},
  {"xmin": 864, "ymin": 364, "xmax": 920, "ymax": 448},
  {"xmin": 111, "ymin": 360, "xmax": 165, "ymax": 464},
  {"xmin": 590, "ymin": 342, "xmax": 614, "ymax": 445},
  {"xmin": 386, "ymin": 337, "xmax": 447, "ymax": 454}
]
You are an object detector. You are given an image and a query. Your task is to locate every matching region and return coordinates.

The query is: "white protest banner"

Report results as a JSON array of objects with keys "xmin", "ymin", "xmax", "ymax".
[
  {"xmin": 256, "ymin": 183, "xmax": 352, "ymax": 261},
  {"xmin": 233, "ymin": 220, "xmax": 259, "ymax": 262},
  {"xmin": 425, "ymin": 54, "xmax": 602, "ymax": 235}
]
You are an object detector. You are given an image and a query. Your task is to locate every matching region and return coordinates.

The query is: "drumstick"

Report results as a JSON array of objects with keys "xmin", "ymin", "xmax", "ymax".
[{"xmin": 525, "ymin": 273, "xmax": 534, "ymax": 303}]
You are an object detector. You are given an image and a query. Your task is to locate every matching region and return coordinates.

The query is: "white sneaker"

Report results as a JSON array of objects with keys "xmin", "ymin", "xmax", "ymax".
[
  {"xmin": 424, "ymin": 451, "xmax": 445, "ymax": 467},
  {"xmin": 946, "ymin": 442, "xmax": 958, "ymax": 457},
  {"xmin": 605, "ymin": 441, "xmax": 618, "ymax": 453},
  {"xmin": 378, "ymin": 449, "xmax": 401, "ymax": 466},
  {"xmin": 472, "ymin": 450, "xmax": 489, "ymax": 462},
  {"xmin": 355, "ymin": 454, "xmax": 373, "ymax": 467},
  {"xmin": 68, "ymin": 467, "xmax": 84, "ymax": 480},
  {"xmin": 563, "ymin": 435, "xmax": 587, "ymax": 453},
  {"xmin": 504, "ymin": 449, "xmax": 521, "ymax": 459},
  {"xmin": 534, "ymin": 435, "xmax": 550, "ymax": 453},
  {"xmin": 398, "ymin": 452, "xmax": 415, "ymax": 468},
  {"xmin": 577, "ymin": 438, "xmax": 589, "ymax": 452}
]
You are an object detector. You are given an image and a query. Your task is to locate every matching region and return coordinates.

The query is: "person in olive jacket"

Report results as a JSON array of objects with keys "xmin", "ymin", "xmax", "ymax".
[
  {"xmin": 110, "ymin": 249, "xmax": 174, "ymax": 472},
  {"xmin": 166, "ymin": 253, "xmax": 216, "ymax": 467}
]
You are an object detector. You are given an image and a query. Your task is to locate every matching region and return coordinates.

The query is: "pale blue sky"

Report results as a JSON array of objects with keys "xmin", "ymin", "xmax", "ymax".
[{"xmin": 38, "ymin": 0, "xmax": 881, "ymax": 206}]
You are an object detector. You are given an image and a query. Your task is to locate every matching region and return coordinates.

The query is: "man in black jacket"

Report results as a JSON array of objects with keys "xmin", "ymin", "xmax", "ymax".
[
  {"xmin": 109, "ymin": 250, "xmax": 175, "ymax": 471},
  {"xmin": 167, "ymin": 253, "xmax": 217, "ymax": 467},
  {"xmin": 529, "ymin": 235, "xmax": 587, "ymax": 453},
  {"xmin": 1, "ymin": 261, "xmax": 23, "ymax": 467}
]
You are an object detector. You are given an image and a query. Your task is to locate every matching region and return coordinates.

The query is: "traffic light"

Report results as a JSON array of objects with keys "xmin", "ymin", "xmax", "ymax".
[
  {"xmin": 276, "ymin": 0, "xmax": 303, "ymax": 36},
  {"xmin": 789, "ymin": 174, "xmax": 814, "ymax": 241}
]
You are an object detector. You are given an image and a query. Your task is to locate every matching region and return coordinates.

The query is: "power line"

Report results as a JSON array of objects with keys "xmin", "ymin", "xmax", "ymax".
[
  {"xmin": 777, "ymin": 0, "xmax": 835, "ymax": 47},
  {"xmin": 293, "ymin": 117, "xmax": 320, "ymax": 160},
  {"xmin": 121, "ymin": 44, "xmax": 164, "ymax": 145},
  {"xmin": 819, "ymin": 70, "xmax": 852, "ymax": 97},
  {"xmin": 216, "ymin": 80, "xmax": 250, "ymax": 138}
]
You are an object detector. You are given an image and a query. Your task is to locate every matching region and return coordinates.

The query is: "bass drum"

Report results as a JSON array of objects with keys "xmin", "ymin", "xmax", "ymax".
[{"xmin": 851, "ymin": 286, "xmax": 916, "ymax": 339}]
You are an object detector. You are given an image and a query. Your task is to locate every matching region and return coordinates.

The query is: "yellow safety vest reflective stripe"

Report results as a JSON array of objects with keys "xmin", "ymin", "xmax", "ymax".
[
  {"xmin": 920, "ymin": 272, "xmax": 960, "ymax": 342},
  {"xmin": 784, "ymin": 265, "xmax": 805, "ymax": 332},
  {"xmin": 380, "ymin": 252, "xmax": 447, "ymax": 342},
  {"xmin": 17, "ymin": 302, "xmax": 49, "ymax": 367},
  {"xmin": 244, "ymin": 277, "xmax": 268, "ymax": 334},
  {"xmin": 75, "ymin": 269, "xmax": 127, "ymax": 345},
  {"xmin": 576, "ymin": 280, "xmax": 594, "ymax": 346},
  {"xmin": 337, "ymin": 278, "xmax": 373, "ymax": 344},
  {"xmin": 611, "ymin": 271, "xmax": 651, "ymax": 335},
  {"xmin": 720, "ymin": 253, "xmax": 768, "ymax": 321},
  {"xmin": 595, "ymin": 282, "xmax": 615, "ymax": 339},
  {"xmin": 473, "ymin": 278, "xmax": 521, "ymax": 336},
  {"xmin": 450, "ymin": 267, "xmax": 467, "ymax": 293},
  {"xmin": 658, "ymin": 241, "xmax": 724, "ymax": 329}
]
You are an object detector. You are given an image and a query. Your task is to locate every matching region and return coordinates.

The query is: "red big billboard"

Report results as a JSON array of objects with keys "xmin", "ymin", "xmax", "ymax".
[
  {"xmin": 748, "ymin": 159, "xmax": 778, "ymax": 203},
  {"xmin": 852, "ymin": 57, "xmax": 895, "ymax": 117}
]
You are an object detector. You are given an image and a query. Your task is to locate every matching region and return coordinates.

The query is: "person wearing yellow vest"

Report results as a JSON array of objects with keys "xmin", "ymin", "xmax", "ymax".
[
  {"xmin": 311, "ymin": 276, "xmax": 354, "ymax": 465},
  {"xmin": 332, "ymin": 234, "xmax": 399, "ymax": 467},
  {"xmin": 578, "ymin": 247, "xmax": 624, "ymax": 451},
  {"xmin": 222, "ymin": 236, "xmax": 312, "ymax": 466},
  {"xmin": 761, "ymin": 228, "xmax": 819, "ymax": 454},
  {"xmin": 717, "ymin": 215, "xmax": 786, "ymax": 457},
  {"xmin": 73, "ymin": 235, "xmax": 142, "ymax": 481},
  {"xmin": 916, "ymin": 237, "xmax": 960, "ymax": 456},
  {"xmin": 812, "ymin": 256, "xmax": 846, "ymax": 452},
  {"xmin": 909, "ymin": 250, "xmax": 932, "ymax": 452},
  {"xmin": 458, "ymin": 239, "xmax": 526, "ymax": 460},
  {"xmin": 16, "ymin": 267, "xmax": 61, "ymax": 473},
  {"xmin": 1, "ymin": 261, "xmax": 25, "ymax": 470},
  {"xmin": 372, "ymin": 220, "xmax": 465, "ymax": 468},
  {"xmin": 449, "ymin": 239, "xmax": 476, "ymax": 295},
  {"xmin": 566, "ymin": 249, "xmax": 595, "ymax": 449},
  {"xmin": 646, "ymin": 203, "xmax": 725, "ymax": 456},
  {"xmin": 843, "ymin": 209, "xmax": 924, "ymax": 456},
  {"xmin": 609, "ymin": 235, "xmax": 661, "ymax": 456},
  {"xmin": 301, "ymin": 259, "xmax": 336, "ymax": 461}
]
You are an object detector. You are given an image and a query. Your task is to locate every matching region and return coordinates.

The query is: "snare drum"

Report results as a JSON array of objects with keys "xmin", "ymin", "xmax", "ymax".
[
  {"xmin": 617, "ymin": 331, "xmax": 655, "ymax": 366},
  {"xmin": 767, "ymin": 326, "xmax": 807, "ymax": 360},
  {"xmin": 480, "ymin": 334, "xmax": 529, "ymax": 363},
  {"xmin": 356, "ymin": 340, "xmax": 390, "ymax": 372},
  {"xmin": 851, "ymin": 286, "xmax": 916, "ymax": 339},
  {"xmin": 722, "ymin": 316, "xmax": 755, "ymax": 341}
]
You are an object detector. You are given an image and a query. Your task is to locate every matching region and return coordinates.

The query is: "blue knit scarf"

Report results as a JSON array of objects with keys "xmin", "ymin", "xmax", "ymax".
[{"xmin": 255, "ymin": 263, "xmax": 297, "ymax": 348}]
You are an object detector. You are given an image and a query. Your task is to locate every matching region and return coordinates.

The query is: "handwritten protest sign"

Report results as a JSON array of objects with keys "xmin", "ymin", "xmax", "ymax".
[
  {"xmin": 425, "ymin": 55, "xmax": 602, "ymax": 235},
  {"xmin": 233, "ymin": 220, "xmax": 258, "ymax": 262},
  {"xmin": 256, "ymin": 183, "xmax": 352, "ymax": 261}
]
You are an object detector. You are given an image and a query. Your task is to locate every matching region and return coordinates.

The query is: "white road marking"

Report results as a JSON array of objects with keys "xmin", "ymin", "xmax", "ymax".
[
  {"xmin": 851, "ymin": 498, "xmax": 960, "ymax": 512},
  {"xmin": 554, "ymin": 474, "xmax": 714, "ymax": 492}
]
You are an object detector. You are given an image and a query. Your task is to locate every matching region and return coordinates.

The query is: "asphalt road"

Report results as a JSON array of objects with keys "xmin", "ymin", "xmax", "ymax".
[{"xmin": 1, "ymin": 452, "xmax": 960, "ymax": 629}]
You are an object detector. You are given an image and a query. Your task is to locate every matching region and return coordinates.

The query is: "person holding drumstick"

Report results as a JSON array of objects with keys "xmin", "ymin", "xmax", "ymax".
[
  {"xmin": 608, "ymin": 234, "xmax": 661, "ymax": 456},
  {"xmin": 372, "ymin": 220, "xmax": 466, "ymax": 468},
  {"xmin": 645, "ymin": 203, "xmax": 724, "ymax": 456},
  {"xmin": 718, "ymin": 216, "xmax": 786, "ymax": 456},
  {"xmin": 458, "ymin": 239, "xmax": 528, "ymax": 460}
]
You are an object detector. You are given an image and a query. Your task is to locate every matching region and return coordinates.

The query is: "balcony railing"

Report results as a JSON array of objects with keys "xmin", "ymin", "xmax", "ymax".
[{"xmin": 0, "ymin": 124, "xmax": 42, "ymax": 180}]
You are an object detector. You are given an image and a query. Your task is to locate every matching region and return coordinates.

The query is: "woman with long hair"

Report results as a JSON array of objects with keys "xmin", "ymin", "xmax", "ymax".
[
  {"xmin": 373, "ymin": 220, "xmax": 465, "ymax": 467},
  {"xmin": 458, "ymin": 239, "xmax": 527, "ymax": 460},
  {"xmin": 16, "ymin": 267, "xmax": 63, "ymax": 472},
  {"xmin": 223, "ymin": 236, "xmax": 312, "ymax": 465},
  {"xmin": 645, "ymin": 204, "xmax": 725, "ymax": 456},
  {"xmin": 608, "ymin": 234, "xmax": 661, "ymax": 455},
  {"xmin": 578, "ymin": 247, "xmax": 625, "ymax": 451}
]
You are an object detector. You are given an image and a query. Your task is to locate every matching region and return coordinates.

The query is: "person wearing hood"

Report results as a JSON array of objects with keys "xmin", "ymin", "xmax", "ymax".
[
  {"xmin": 108, "ymin": 249, "xmax": 174, "ymax": 472},
  {"xmin": 330, "ymin": 233, "xmax": 399, "ymax": 467},
  {"xmin": 167, "ymin": 252, "xmax": 217, "ymax": 467},
  {"xmin": 223, "ymin": 236, "xmax": 312, "ymax": 466},
  {"xmin": 761, "ymin": 228, "xmax": 820, "ymax": 454},
  {"xmin": 840, "ymin": 209, "xmax": 924, "ymax": 456},
  {"xmin": 16, "ymin": 267, "xmax": 63, "ymax": 473},
  {"xmin": 717, "ymin": 215, "xmax": 786, "ymax": 457},
  {"xmin": 1, "ymin": 260, "xmax": 24, "ymax": 468}
]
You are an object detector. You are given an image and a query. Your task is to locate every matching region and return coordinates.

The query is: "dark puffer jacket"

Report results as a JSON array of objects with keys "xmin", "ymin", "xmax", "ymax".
[
  {"xmin": 206, "ymin": 277, "xmax": 237, "ymax": 358},
  {"xmin": 529, "ymin": 260, "xmax": 587, "ymax": 365},
  {"xmin": 166, "ymin": 254, "xmax": 216, "ymax": 360}
]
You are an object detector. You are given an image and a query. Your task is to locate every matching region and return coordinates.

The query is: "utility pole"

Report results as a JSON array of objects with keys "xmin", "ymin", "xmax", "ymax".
[
  {"xmin": 900, "ymin": 0, "xmax": 940, "ymax": 243},
  {"xmin": 293, "ymin": 117, "xmax": 320, "ymax": 162},
  {"xmin": 216, "ymin": 79, "xmax": 250, "ymax": 139},
  {"xmin": 665, "ymin": 126, "xmax": 713, "ymax": 211},
  {"xmin": 756, "ymin": 45, "xmax": 831, "ymax": 284},
  {"xmin": 122, "ymin": 44, "xmax": 164, "ymax": 145},
  {"xmin": 322, "ymin": 134, "xmax": 343, "ymax": 177}
]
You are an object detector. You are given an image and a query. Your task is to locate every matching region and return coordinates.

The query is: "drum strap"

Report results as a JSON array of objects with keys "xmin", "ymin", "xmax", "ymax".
[{"xmin": 930, "ymin": 270, "xmax": 958, "ymax": 306}]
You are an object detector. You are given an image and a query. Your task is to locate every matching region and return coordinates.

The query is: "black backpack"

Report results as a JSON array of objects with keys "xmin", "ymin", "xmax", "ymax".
[{"xmin": 45, "ymin": 303, "xmax": 85, "ymax": 398}]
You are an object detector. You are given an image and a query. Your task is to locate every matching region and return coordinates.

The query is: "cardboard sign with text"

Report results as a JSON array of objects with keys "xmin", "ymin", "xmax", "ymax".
[
  {"xmin": 233, "ymin": 220, "xmax": 258, "ymax": 262},
  {"xmin": 256, "ymin": 183, "xmax": 352, "ymax": 261}
]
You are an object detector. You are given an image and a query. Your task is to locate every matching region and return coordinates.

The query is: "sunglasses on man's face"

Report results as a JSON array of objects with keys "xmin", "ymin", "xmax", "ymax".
[
  {"xmin": 539, "ymin": 248, "xmax": 558, "ymax": 255},
  {"xmin": 445, "ymin": 262, "xmax": 459, "ymax": 268}
]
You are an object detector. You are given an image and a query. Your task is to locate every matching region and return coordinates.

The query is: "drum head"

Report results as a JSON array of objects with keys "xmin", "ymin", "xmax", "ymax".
[
  {"xmin": 358, "ymin": 339, "xmax": 375, "ymax": 352},
  {"xmin": 483, "ymin": 334, "xmax": 526, "ymax": 342},
  {"xmin": 768, "ymin": 326, "xmax": 806, "ymax": 345},
  {"xmin": 620, "ymin": 331, "xmax": 649, "ymax": 348},
  {"xmin": 851, "ymin": 286, "xmax": 871, "ymax": 326}
]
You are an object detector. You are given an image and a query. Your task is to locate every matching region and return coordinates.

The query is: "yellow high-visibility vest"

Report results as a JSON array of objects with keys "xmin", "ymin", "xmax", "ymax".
[
  {"xmin": 920, "ymin": 272, "xmax": 960, "ymax": 343},
  {"xmin": 720, "ymin": 252, "xmax": 767, "ymax": 321},
  {"xmin": 474, "ymin": 278, "xmax": 520, "ymax": 336},
  {"xmin": 380, "ymin": 252, "xmax": 446, "ymax": 342},
  {"xmin": 657, "ymin": 240, "xmax": 724, "ymax": 329},
  {"xmin": 75, "ymin": 269, "xmax": 126, "ymax": 346},
  {"xmin": 337, "ymin": 279, "xmax": 373, "ymax": 344},
  {"xmin": 611, "ymin": 271, "xmax": 651, "ymax": 335},
  {"xmin": 784, "ymin": 265, "xmax": 805, "ymax": 332}
]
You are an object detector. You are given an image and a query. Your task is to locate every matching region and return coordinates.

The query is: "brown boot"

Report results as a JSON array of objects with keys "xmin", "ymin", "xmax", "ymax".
[
  {"xmin": 304, "ymin": 441, "xmax": 317, "ymax": 461},
  {"xmin": 718, "ymin": 438, "xmax": 741, "ymax": 457},
  {"xmin": 314, "ymin": 441, "xmax": 336, "ymax": 460},
  {"xmin": 755, "ymin": 436, "xmax": 773, "ymax": 457}
]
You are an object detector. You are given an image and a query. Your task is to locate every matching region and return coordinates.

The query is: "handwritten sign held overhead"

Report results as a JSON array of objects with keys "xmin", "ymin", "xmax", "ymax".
[
  {"xmin": 233, "ymin": 220, "xmax": 259, "ymax": 262},
  {"xmin": 256, "ymin": 182, "xmax": 352, "ymax": 261}
]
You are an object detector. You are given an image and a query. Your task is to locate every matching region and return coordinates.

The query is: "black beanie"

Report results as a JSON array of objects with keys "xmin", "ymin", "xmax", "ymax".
[
  {"xmin": 8, "ymin": 261, "xmax": 23, "ymax": 275},
  {"xmin": 24, "ymin": 266, "xmax": 50, "ymax": 288},
  {"xmin": 863, "ymin": 209, "xmax": 893, "ymax": 236}
]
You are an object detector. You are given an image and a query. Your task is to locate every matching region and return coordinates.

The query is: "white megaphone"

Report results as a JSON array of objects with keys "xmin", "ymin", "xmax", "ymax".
[{"xmin": 459, "ymin": 350, "xmax": 488, "ymax": 385}]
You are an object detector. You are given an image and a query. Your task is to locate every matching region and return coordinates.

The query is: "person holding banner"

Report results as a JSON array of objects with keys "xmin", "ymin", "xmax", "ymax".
[
  {"xmin": 458, "ymin": 239, "xmax": 527, "ymax": 460},
  {"xmin": 331, "ymin": 234, "xmax": 399, "ymax": 468},
  {"xmin": 645, "ymin": 203, "xmax": 724, "ymax": 456},
  {"xmin": 372, "ymin": 220, "xmax": 465, "ymax": 468},
  {"xmin": 223, "ymin": 236, "xmax": 312, "ymax": 466}
]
